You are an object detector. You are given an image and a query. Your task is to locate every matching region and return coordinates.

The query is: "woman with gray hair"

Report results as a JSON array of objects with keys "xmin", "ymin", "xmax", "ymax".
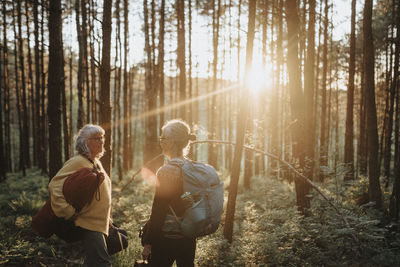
[{"xmin": 49, "ymin": 124, "xmax": 112, "ymax": 266}]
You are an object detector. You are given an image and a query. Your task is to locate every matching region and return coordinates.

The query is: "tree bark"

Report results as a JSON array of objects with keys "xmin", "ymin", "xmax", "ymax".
[
  {"xmin": 26, "ymin": 0, "xmax": 35, "ymax": 167},
  {"xmin": 48, "ymin": 0, "xmax": 63, "ymax": 178},
  {"xmin": 17, "ymin": 0, "xmax": 30, "ymax": 169},
  {"xmin": 2, "ymin": 0, "xmax": 11, "ymax": 173},
  {"xmin": 319, "ymin": 0, "xmax": 329, "ymax": 181},
  {"xmin": 285, "ymin": 0, "xmax": 310, "ymax": 212},
  {"xmin": 122, "ymin": 0, "xmax": 130, "ymax": 171},
  {"xmin": 389, "ymin": 0, "xmax": 400, "ymax": 218},
  {"xmin": 99, "ymin": 0, "xmax": 113, "ymax": 176},
  {"xmin": 224, "ymin": 0, "xmax": 256, "ymax": 243},
  {"xmin": 344, "ymin": 0, "xmax": 356, "ymax": 180},
  {"xmin": 75, "ymin": 0, "xmax": 85, "ymax": 129},
  {"xmin": 304, "ymin": 0, "xmax": 316, "ymax": 181},
  {"xmin": 363, "ymin": 0, "xmax": 382, "ymax": 209},
  {"xmin": 158, "ymin": 0, "xmax": 166, "ymax": 127},
  {"xmin": 143, "ymin": 0, "xmax": 159, "ymax": 172},
  {"xmin": 209, "ymin": 0, "xmax": 221, "ymax": 168}
]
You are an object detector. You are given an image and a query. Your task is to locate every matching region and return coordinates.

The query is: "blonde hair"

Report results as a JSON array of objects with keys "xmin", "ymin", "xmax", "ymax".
[
  {"xmin": 74, "ymin": 124, "xmax": 105, "ymax": 159},
  {"xmin": 162, "ymin": 119, "xmax": 196, "ymax": 156}
]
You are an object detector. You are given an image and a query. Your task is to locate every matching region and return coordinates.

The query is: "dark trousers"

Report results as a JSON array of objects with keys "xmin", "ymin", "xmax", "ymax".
[
  {"xmin": 151, "ymin": 236, "xmax": 196, "ymax": 267},
  {"xmin": 81, "ymin": 229, "xmax": 111, "ymax": 267}
]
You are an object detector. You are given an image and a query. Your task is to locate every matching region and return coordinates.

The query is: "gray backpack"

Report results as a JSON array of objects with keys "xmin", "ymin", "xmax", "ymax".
[{"xmin": 162, "ymin": 159, "xmax": 224, "ymax": 238}]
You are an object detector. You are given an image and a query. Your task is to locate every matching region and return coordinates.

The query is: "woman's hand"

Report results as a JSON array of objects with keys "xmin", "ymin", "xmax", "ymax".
[
  {"xmin": 142, "ymin": 244, "xmax": 151, "ymax": 261},
  {"xmin": 69, "ymin": 211, "xmax": 79, "ymax": 221}
]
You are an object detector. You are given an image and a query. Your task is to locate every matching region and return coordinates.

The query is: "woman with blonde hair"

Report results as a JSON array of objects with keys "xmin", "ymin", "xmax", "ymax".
[{"xmin": 142, "ymin": 119, "xmax": 197, "ymax": 267}]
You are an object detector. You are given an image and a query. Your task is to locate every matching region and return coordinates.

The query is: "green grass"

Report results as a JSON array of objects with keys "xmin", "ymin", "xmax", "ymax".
[{"xmin": 1, "ymin": 168, "xmax": 400, "ymax": 266}]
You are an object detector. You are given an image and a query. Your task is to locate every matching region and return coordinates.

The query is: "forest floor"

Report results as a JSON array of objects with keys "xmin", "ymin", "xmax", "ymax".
[{"xmin": 1, "ymin": 167, "xmax": 400, "ymax": 266}]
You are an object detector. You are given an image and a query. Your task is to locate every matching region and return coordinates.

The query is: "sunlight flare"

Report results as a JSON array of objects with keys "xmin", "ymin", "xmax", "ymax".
[{"xmin": 245, "ymin": 65, "xmax": 271, "ymax": 95}]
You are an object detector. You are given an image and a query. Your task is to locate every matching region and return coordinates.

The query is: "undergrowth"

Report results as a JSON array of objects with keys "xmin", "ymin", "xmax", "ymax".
[{"xmin": 1, "ymin": 168, "xmax": 400, "ymax": 266}]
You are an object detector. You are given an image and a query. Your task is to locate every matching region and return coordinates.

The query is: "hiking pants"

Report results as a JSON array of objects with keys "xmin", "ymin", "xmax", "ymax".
[
  {"xmin": 151, "ymin": 236, "xmax": 196, "ymax": 267},
  {"xmin": 82, "ymin": 229, "xmax": 111, "ymax": 267}
]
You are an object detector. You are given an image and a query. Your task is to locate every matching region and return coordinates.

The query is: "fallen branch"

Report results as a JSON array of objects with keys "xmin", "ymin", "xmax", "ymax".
[{"xmin": 192, "ymin": 139, "xmax": 359, "ymax": 243}]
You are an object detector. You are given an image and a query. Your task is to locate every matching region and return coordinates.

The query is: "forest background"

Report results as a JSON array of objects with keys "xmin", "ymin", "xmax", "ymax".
[{"xmin": 1, "ymin": 0, "xmax": 400, "ymax": 266}]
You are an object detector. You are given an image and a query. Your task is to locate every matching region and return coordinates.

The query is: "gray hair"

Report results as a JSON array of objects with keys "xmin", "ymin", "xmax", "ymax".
[
  {"xmin": 74, "ymin": 124, "xmax": 105, "ymax": 158},
  {"xmin": 162, "ymin": 119, "xmax": 196, "ymax": 156}
]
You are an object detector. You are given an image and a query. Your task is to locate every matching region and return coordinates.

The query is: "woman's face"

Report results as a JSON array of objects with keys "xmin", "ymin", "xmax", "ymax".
[
  {"xmin": 159, "ymin": 130, "xmax": 173, "ymax": 156},
  {"xmin": 87, "ymin": 132, "xmax": 104, "ymax": 158}
]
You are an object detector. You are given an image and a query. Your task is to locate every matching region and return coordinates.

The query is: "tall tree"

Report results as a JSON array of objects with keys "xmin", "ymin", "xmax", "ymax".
[
  {"xmin": 389, "ymin": 0, "xmax": 400, "ymax": 218},
  {"xmin": 26, "ymin": 0, "xmax": 35, "ymax": 166},
  {"xmin": 81, "ymin": 0, "xmax": 90, "ymax": 123},
  {"xmin": 17, "ymin": 0, "xmax": 30, "ymax": 169},
  {"xmin": 61, "ymin": 45, "xmax": 70, "ymax": 161},
  {"xmin": 2, "ymin": 0, "xmax": 11, "ymax": 173},
  {"xmin": 48, "ymin": 0, "xmax": 63, "ymax": 178},
  {"xmin": 209, "ymin": 0, "xmax": 221, "ymax": 168},
  {"xmin": 99, "ymin": 0, "xmax": 113, "ymax": 175},
  {"xmin": 158, "ymin": 0, "xmax": 166, "ymax": 127},
  {"xmin": 40, "ymin": 0, "xmax": 47, "ymax": 173},
  {"xmin": 224, "ymin": 0, "xmax": 256, "ymax": 242},
  {"xmin": 319, "ymin": 0, "xmax": 329, "ymax": 181},
  {"xmin": 13, "ymin": 0, "xmax": 25, "ymax": 174},
  {"xmin": 0, "ymin": 12, "xmax": 4, "ymax": 179},
  {"xmin": 363, "ymin": 0, "xmax": 382, "ymax": 209},
  {"xmin": 113, "ymin": 0, "xmax": 123, "ymax": 177},
  {"xmin": 304, "ymin": 0, "xmax": 316, "ymax": 180},
  {"xmin": 382, "ymin": 1, "xmax": 398, "ymax": 185},
  {"xmin": 176, "ymin": 0, "xmax": 186, "ymax": 120},
  {"xmin": 344, "ymin": 0, "xmax": 356, "ymax": 180},
  {"xmin": 143, "ymin": 0, "xmax": 158, "ymax": 172},
  {"xmin": 122, "ymin": 0, "xmax": 130, "ymax": 171},
  {"xmin": 285, "ymin": 0, "xmax": 310, "ymax": 212},
  {"xmin": 75, "ymin": 0, "xmax": 85, "ymax": 129}
]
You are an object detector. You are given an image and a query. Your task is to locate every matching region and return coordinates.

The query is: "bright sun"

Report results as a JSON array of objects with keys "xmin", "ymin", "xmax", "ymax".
[{"xmin": 246, "ymin": 64, "xmax": 272, "ymax": 95}]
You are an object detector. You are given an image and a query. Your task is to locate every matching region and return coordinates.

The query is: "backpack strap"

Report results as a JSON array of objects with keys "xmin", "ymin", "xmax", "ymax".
[{"xmin": 165, "ymin": 158, "xmax": 186, "ymax": 224}]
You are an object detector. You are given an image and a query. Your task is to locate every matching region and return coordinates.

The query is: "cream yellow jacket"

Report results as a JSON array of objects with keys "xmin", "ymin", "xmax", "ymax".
[{"xmin": 48, "ymin": 154, "xmax": 112, "ymax": 235}]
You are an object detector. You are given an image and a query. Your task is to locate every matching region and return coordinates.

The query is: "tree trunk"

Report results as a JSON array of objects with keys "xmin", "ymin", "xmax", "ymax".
[
  {"xmin": 143, "ymin": 0, "xmax": 158, "ymax": 172},
  {"xmin": 40, "ymin": 1, "xmax": 48, "ymax": 174},
  {"xmin": 158, "ymin": 0, "xmax": 166, "ymax": 127},
  {"xmin": 81, "ymin": 0, "xmax": 90, "ymax": 123},
  {"xmin": 99, "ymin": 0, "xmax": 113, "ymax": 176},
  {"xmin": 319, "ymin": 0, "xmax": 329, "ymax": 181},
  {"xmin": 0, "ymin": 15, "xmax": 4, "ymax": 179},
  {"xmin": 209, "ymin": 0, "xmax": 221, "ymax": 168},
  {"xmin": 188, "ymin": 0, "xmax": 193, "ymax": 125},
  {"xmin": 61, "ymin": 47, "xmax": 70, "ymax": 162},
  {"xmin": 33, "ymin": 0, "xmax": 40, "ymax": 168},
  {"xmin": 113, "ymin": 0, "xmax": 121, "ymax": 176},
  {"xmin": 13, "ymin": 0, "xmax": 25, "ymax": 175},
  {"xmin": 285, "ymin": 0, "xmax": 310, "ymax": 212},
  {"xmin": 26, "ymin": 0, "xmax": 35, "ymax": 167},
  {"xmin": 2, "ymin": 0, "xmax": 11, "ymax": 173},
  {"xmin": 224, "ymin": 0, "xmax": 256, "ymax": 243},
  {"xmin": 123, "ymin": 0, "xmax": 130, "ymax": 171},
  {"xmin": 176, "ymin": 0, "xmax": 186, "ymax": 120},
  {"xmin": 344, "ymin": 0, "xmax": 356, "ymax": 180},
  {"xmin": 304, "ymin": 0, "xmax": 316, "ymax": 181},
  {"xmin": 89, "ymin": 0, "xmax": 97, "ymax": 123},
  {"xmin": 17, "ymin": 0, "xmax": 30, "ymax": 169},
  {"xmin": 389, "ymin": 0, "xmax": 400, "ymax": 218},
  {"xmin": 363, "ymin": 0, "xmax": 382, "ymax": 209},
  {"xmin": 48, "ymin": 0, "xmax": 63, "ymax": 178},
  {"xmin": 75, "ymin": 0, "xmax": 85, "ymax": 129},
  {"xmin": 383, "ymin": 1, "xmax": 398, "ymax": 186}
]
